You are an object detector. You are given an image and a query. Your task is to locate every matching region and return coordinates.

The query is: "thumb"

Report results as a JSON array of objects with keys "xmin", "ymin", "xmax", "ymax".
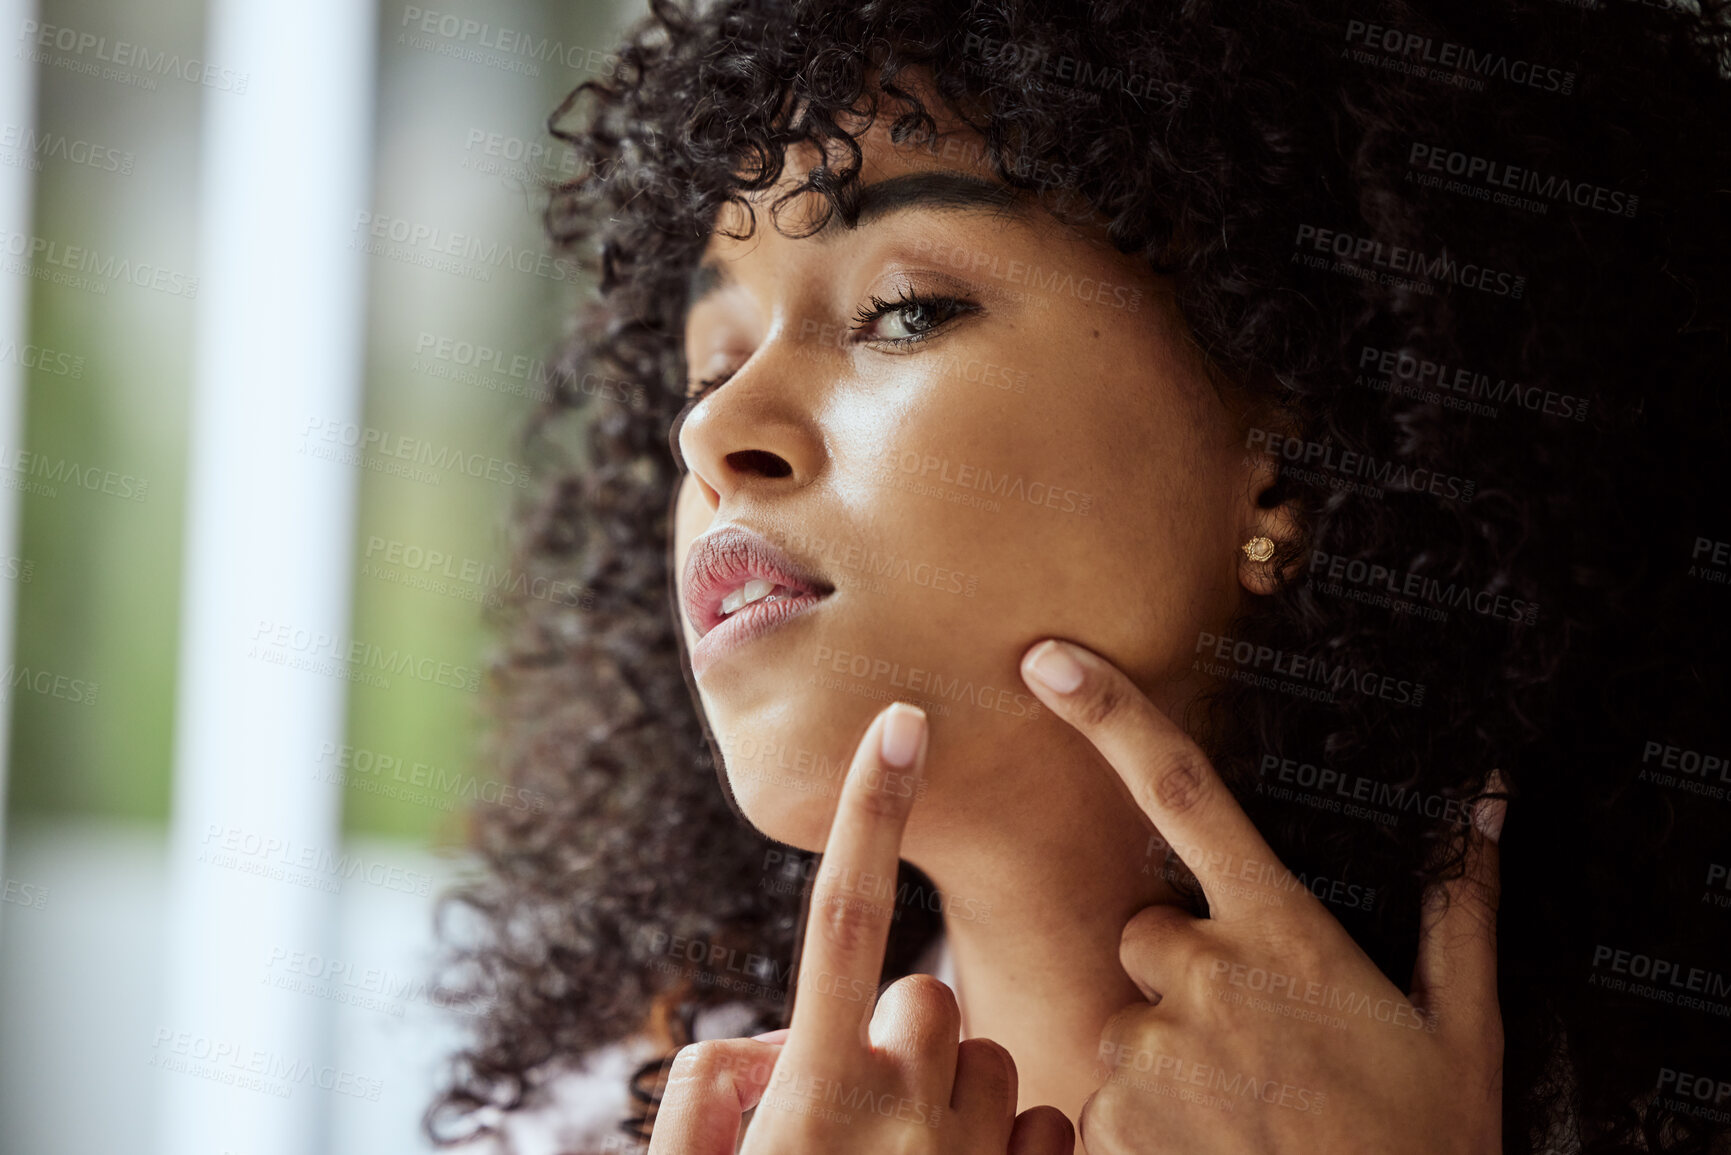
[
  {"xmin": 646, "ymin": 1037, "xmax": 784, "ymax": 1154},
  {"xmin": 1411, "ymin": 769, "xmax": 1507, "ymax": 1047}
]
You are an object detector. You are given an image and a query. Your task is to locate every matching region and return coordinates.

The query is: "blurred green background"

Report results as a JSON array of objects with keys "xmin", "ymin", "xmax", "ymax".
[{"xmin": 6, "ymin": 0, "xmax": 633, "ymax": 841}]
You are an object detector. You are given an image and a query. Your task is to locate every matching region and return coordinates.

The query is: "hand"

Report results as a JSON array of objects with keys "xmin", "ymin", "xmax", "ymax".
[
  {"xmin": 647, "ymin": 701, "xmax": 1076, "ymax": 1155},
  {"xmin": 1019, "ymin": 639, "xmax": 1505, "ymax": 1154}
]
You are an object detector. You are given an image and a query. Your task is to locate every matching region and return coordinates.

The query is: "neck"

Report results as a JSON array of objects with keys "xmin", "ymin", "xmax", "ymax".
[{"xmin": 912, "ymin": 747, "xmax": 1184, "ymax": 1121}]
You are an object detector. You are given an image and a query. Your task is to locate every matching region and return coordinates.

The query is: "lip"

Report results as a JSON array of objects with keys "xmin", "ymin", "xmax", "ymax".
[{"xmin": 683, "ymin": 526, "xmax": 833, "ymax": 677}]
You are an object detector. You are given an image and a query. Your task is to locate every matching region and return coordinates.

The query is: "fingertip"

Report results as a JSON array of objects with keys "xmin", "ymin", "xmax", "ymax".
[
  {"xmin": 951, "ymin": 1036, "xmax": 1018, "ymax": 1120},
  {"xmin": 879, "ymin": 701, "xmax": 928, "ymax": 769},
  {"xmin": 1009, "ymin": 1104, "xmax": 1076, "ymax": 1155},
  {"xmin": 1022, "ymin": 639, "xmax": 1087, "ymax": 695}
]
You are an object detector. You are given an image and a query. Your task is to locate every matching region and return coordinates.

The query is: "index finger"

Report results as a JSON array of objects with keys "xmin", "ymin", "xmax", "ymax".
[
  {"xmin": 788, "ymin": 701, "xmax": 929, "ymax": 1046},
  {"xmin": 1020, "ymin": 639, "xmax": 1295, "ymax": 920}
]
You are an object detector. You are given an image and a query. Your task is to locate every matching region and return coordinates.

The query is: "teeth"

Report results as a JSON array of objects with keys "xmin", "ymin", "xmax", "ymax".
[{"xmin": 720, "ymin": 578, "xmax": 777, "ymax": 616}]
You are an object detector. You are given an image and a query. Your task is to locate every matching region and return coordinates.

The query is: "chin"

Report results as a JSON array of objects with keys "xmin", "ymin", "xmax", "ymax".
[
  {"xmin": 725, "ymin": 771, "xmax": 839, "ymax": 854},
  {"xmin": 707, "ymin": 688, "xmax": 869, "ymax": 852}
]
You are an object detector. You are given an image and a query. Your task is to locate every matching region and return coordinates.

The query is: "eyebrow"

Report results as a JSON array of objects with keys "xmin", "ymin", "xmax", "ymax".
[{"xmin": 685, "ymin": 171, "xmax": 1027, "ymax": 313}]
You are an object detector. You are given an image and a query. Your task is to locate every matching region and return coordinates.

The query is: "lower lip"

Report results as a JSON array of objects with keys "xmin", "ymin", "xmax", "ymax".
[{"xmin": 690, "ymin": 592, "xmax": 827, "ymax": 677}]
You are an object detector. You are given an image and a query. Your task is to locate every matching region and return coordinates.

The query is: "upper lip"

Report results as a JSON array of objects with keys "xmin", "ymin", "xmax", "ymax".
[{"xmin": 682, "ymin": 525, "xmax": 832, "ymax": 639}]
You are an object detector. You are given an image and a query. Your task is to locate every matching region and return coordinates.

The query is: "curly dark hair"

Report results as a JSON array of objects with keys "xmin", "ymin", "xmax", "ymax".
[{"xmin": 424, "ymin": 0, "xmax": 1731, "ymax": 1150}]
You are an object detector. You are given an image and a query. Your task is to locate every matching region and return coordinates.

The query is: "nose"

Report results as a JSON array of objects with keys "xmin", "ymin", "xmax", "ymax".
[{"xmin": 676, "ymin": 350, "xmax": 825, "ymax": 512}]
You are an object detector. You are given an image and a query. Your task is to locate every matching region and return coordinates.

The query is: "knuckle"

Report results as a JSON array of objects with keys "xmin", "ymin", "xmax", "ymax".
[
  {"xmin": 671, "ymin": 1040, "xmax": 726, "ymax": 1080},
  {"xmin": 1150, "ymin": 748, "xmax": 1212, "ymax": 816},
  {"xmin": 813, "ymin": 890, "xmax": 881, "ymax": 957},
  {"xmin": 886, "ymin": 971, "xmax": 957, "ymax": 1013},
  {"xmin": 850, "ymin": 777, "xmax": 909, "ymax": 822},
  {"xmin": 1071, "ymin": 676, "xmax": 1128, "ymax": 729},
  {"xmin": 1080, "ymin": 1082, "xmax": 1135, "ymax": 1146}
]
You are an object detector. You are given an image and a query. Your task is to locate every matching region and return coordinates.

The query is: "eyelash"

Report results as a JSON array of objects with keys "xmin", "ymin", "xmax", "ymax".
[
  {"xmin": 681, "ymin": 288, "xmax": 978, "ymax": 403},
  {"xmin": 850, "ymin": 287, "xmax": 977, "ymax": 342}
]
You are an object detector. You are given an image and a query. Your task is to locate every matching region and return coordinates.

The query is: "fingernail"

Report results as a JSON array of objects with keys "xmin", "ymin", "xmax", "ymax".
[
  {"xmin": 1473, "ymin": 769, "xmax": 1508, "ymax": 844},
  {"xmin": 880, "ymin": 703, "xmax": 926, "ymax": 769},
  {"xmin": 751, "ymin": 1029, "xmax": 790, "ymax": 1043},
  {"xmin": 1025, "ymin": 640, "xmax": 1086, "ymax": 694}
]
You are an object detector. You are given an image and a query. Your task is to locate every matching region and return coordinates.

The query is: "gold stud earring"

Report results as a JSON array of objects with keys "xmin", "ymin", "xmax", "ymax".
[{"xmin": 1241, "ymin": 536, "xmax": 1276, "ymax": 563}]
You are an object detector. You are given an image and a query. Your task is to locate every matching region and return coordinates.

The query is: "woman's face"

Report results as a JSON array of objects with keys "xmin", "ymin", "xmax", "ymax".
[{"xmin": 671, "ymin": 106, "xmax": 1274, "ymax": 858}]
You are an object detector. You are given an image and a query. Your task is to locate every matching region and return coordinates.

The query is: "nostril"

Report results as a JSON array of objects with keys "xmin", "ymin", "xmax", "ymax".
[{"xmin": 725, "ymin": 449, "xmax": 793, "ymax": 479}]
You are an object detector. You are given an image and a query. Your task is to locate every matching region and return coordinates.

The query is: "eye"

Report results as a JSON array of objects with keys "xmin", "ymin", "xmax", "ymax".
[
  {"xmin": 676, "ymin": 285, "xmax": 977, "ymax": 411},
  {"xmin": 851, "ymin": 287, "xmax": 978, "ymax": 345}
]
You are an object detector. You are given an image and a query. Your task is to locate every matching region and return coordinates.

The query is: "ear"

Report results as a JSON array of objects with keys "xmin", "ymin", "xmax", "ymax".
[{"xmin": 1231, "ymin": 386, "xmax": 1306, "ymax": 597}]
